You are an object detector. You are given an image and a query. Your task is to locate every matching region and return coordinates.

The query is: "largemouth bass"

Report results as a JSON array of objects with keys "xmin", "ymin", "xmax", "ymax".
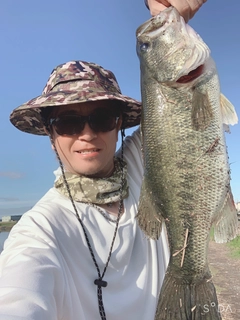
[{"xmin": 136, "ymin": 7, "xmax": 238, "ymax": 320}]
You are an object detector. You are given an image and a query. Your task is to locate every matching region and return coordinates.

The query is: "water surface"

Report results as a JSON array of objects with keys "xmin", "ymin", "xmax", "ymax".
[{"xmin": 0, "ymin": 232, "xmax": 9, "ymax": 252}]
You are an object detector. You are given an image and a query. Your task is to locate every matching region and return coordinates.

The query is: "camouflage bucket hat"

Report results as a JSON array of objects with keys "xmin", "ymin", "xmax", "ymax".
[{"xmin": 10, "ymin": 60, "xmax": 141, "ymax": 135}]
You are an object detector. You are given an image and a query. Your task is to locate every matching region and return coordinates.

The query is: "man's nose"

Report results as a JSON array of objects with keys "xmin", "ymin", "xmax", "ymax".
[{"xmin": 77, "ymin": 122, "xmax": 97, "ymax": 140}]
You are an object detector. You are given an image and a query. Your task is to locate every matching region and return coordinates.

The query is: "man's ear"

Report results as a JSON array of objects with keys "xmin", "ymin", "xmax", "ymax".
[
  {"xmin": 43, "ymin": 126, "xmax": 51, "ymax": 136},
  {"xmin": 115, "ymin": 116, "xmax": 123, "ymax": 142},
  {"xmin": 43, "ymin": 126, "xmax": 55, "ymax": 150},
  {"xmin": 116, "ymin": 116, "xmax": 123, "ymax": 131}
]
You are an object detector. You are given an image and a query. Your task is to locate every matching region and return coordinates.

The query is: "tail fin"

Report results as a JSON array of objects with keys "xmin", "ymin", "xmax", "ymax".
[{"xmin": 155, "ymin": 270, "xmax": 222, "ymax": 320}]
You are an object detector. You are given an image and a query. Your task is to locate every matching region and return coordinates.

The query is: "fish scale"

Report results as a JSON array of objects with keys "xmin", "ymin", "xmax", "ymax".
[{"xmin": 136, "ymin": 7, "xmax": 238, "ymax": 320}]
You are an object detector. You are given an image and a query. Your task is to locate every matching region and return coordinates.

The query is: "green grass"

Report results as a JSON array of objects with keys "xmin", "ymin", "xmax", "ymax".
[
  {"xmin": 226, "ymin": 236, "xmax": 240, "ymax": 258},
  {"xmin": 0, "ymin": 221, "xmax": 16, "ymax": 232},
  {"xmin": 209, "ymin": 226, "xmax": 215, "ymax": 241}
]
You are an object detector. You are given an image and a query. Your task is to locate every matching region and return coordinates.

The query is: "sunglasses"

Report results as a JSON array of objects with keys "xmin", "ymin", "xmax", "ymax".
[{"xmin": 49, "ymin": 110, "xmax": 119, "ymax": 136}]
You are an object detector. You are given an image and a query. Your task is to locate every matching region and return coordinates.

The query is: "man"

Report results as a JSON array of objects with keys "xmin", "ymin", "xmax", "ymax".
[{"xmin": 0, "ymin": 1, "xmax": 206, "ymax": 319}]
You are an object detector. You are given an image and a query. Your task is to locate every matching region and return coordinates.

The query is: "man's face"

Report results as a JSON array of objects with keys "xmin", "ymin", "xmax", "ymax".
[{"xmin": 50, "ymin": 100, "xmax": 122, "ymax": 178}]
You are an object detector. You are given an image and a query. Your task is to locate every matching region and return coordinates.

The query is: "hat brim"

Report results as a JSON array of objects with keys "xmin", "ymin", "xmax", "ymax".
[{"xmin": 10, "ymin": 90, "xmax": 142, "ymax": 135}]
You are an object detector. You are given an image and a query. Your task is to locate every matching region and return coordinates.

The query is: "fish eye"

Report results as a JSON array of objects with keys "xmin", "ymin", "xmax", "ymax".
[{"xmin": 139, "ymin": 42, "xmax": 149, "ymax": 51}]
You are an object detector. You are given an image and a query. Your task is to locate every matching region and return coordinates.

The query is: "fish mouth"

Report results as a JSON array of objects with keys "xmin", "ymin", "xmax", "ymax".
[
  {"xmin": 136, "ymin": 7, "xmax": 177, "ymax": 38},
  {"xmin": 176, "ymin": 65, "xmax": 204, "ymax": 83}
]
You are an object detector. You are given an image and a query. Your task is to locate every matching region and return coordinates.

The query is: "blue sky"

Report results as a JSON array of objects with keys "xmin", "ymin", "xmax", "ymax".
[{"xmin": 0, "ymin": 1, "xmax": 239, "ymax": 218}]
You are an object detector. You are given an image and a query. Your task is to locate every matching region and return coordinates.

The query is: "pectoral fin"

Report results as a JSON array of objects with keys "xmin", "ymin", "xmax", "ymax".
[
  {"xmin": 136, "ymin": 177, "xmax": 163, "ymax": 240},
  {"xmin": 191, "ymin": 89, "xmax": 213, "ymax": 130}
]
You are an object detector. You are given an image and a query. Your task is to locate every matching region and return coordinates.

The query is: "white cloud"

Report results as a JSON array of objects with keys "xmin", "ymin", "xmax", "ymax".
[
  {"xmin": 0, "ymin": 197, "xmax": 19, "ymax": 202},
  {"xmin": 0, "ymin": 172, "xmax": 24, "ymax": 179}
]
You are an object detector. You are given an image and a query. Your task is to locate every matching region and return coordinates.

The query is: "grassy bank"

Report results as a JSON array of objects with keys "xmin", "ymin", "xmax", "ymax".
[
  {"xmin": 227, "ymin": 235, "xmax": 240, "ymax": 258},
  {"xmin": 0, "ymin": 221, "xmax": 17, "ymax": 232}
]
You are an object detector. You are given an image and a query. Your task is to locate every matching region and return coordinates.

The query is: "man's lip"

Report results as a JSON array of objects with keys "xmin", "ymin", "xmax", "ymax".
[{"xmin": 75, "ymin": 148, "xmax": 101, "ymax": 153}]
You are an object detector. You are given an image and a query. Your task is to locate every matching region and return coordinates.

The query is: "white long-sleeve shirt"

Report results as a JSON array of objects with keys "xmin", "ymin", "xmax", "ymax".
[{"xmin": 0, "ymin": 129, "xmax": 169, "ymax": 320}]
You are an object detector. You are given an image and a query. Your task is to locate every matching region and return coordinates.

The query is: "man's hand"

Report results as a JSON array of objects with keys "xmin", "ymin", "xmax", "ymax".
[{"xmin": 147, "ymin": 0, "xmax": 207, "ymax": 22}]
